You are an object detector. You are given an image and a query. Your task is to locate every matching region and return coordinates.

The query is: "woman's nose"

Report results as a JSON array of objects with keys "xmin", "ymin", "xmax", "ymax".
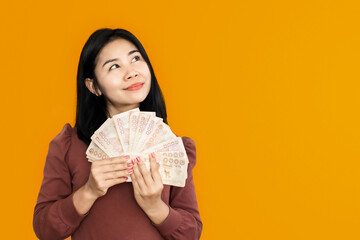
[{"xmin": 124, "ymin": 68, "xmax": 139, "ymax": 81}]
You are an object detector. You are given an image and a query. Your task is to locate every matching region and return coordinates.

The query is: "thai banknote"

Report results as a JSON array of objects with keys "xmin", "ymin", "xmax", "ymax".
[
  {"xmin": 112, "ymin": 108, "xmax": 140, "ymax": 153},
  {"xmin": 91, "ymin": 118, "xmax": 123, "ymax": 157},
  {"xmin": 86, "ymin": 109, "xmax": 190, "ymax": 187}
]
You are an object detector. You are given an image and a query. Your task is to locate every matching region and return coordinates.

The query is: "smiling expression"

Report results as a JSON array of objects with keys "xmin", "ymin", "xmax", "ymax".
[{"xmin": 86, "ymin": 38, "xmax": 151, "ymax": 115}]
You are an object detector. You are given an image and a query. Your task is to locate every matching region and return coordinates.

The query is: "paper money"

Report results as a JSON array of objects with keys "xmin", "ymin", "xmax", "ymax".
[
  {"xmin": 86, "ymin": 109, "xmax": 189, "ymax": 187},
  {"xmin": 128, "ymin": 111, "xmax": 140, "ymax": 152},
  {"xmin": 113, "ymin": 108, "xmax": 139, "ymax": 153},
  {"xmin": 86, "ymin": 141, "xmax": 109, "ymax": 162},
  {"xmin": 155, "ymin": 151, "xmax": 188, "ymax": 187},
  {"xmin": 133, "ymin": 112, "xmax": 155, "ymax": 150},
  {"xmin": 143, "ymin": 137, "xmax": 187, "ymax": 154},
  {"xmin": 135, "ymin": 116, "xmax": 162, "ymax": 151},
  {"xmin": 139, "ymin": 120, "xmax": 176, "ymax": 152},
  {"xmin": 91, "ymin": 118, "xmax": 124, "ymax": 157},
  {"xmin": 120, "ymin": 152, "xmax": 188, "ymax": 187}
]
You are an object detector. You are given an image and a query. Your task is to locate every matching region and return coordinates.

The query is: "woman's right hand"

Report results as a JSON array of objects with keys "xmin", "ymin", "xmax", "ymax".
[
  {"xmin": 73, "ymin": 155, "xmax": 133, "ymax": 215},
  {"xmin": 85, "ymin": 155, "xmax": 133, "ymax": 199}
]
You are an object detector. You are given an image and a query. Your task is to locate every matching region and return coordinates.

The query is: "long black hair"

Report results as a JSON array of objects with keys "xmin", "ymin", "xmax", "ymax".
[{"xmin": 75, "ymin": 28, "xmax": 167, "ymax": 145}]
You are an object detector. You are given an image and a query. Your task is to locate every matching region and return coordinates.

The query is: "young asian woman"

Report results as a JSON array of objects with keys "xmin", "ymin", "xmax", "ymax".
[{"xmin": 33, "ymin": 28, "xmax": 202, "ymax": 240}]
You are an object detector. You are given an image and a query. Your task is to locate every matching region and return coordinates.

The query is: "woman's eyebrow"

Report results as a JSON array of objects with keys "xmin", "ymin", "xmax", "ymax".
[{"xmin": 102, "ymin": 50, "xmax": 140, "ymax": 68}]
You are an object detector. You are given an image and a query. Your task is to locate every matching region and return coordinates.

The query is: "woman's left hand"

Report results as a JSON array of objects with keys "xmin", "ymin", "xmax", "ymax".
[{"xmin": 130, "ymin": 153, "xmax": 170, "ymax": 224}]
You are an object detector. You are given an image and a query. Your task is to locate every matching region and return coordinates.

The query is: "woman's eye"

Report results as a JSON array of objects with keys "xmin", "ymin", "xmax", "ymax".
[
  {"xmin": 109, "ymin": 56, "xmax": 140, "ymax": 70},
  {"xmin": 132, "ymin": 56, "xmax": 140, "ymax": 62},
  {"xmin": 109, "ymin": 64, "xmax": 119, "ymax": 70}
]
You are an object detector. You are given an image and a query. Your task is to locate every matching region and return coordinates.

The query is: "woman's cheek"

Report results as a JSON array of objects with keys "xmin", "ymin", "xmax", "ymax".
[
  {"xmin": 138, "ymin": 62, "xmax": 151, "ymax": 75},
  {"xmin": 106, "ymin": 77, "xmax": 123, "ymax": 91},
  {"xmin": 103, "ymin": 80, "xmax": 122, "ymax": 99}
]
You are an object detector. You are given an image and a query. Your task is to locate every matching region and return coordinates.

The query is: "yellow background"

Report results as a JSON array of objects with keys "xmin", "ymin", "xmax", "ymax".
[{"xmin": 1, "ymin": 0, "xmax": 360, "ymax": 239}]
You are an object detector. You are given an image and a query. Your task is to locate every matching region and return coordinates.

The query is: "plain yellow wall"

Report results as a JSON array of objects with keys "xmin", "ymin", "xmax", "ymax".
[{"xmin": 1, "ymin": 0, "xmax": 360, "ymax": 239}]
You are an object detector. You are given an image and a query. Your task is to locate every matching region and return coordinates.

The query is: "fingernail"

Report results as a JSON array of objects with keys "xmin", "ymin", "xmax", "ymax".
[
  {"xmin": 124, "ymin": 155, "xmax": 130, "ymax": 159},
  {"xmin": 124, "ymin": 177, "xmax": 128, "ymax": 180},
  {"xmin": 131, "ymin": 159, "xmax": 136, "ymax": 165},
  {"xmin": 136, "ymin": 156, "xmax": 141, "ymax": 162},
  {"xmin": 128, "ymin": 169, "xmax": 133, "ymax": 174},
  {"xmin": 127, "ymin": 163, "xmax": 133, "ymax": 167},
  {"xmin": 151, "ymin": 152, "xmax": 155, "ymax": 158}
]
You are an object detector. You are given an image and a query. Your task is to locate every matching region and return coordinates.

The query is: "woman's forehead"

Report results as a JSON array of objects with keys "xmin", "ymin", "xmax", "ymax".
[
  {"xmin": 95, "ymin": 38, "xmax": 139, "ymax": 68},
  {"xmin": 100, "ymin": 38, "xmax": 137, "ymax": 58}
]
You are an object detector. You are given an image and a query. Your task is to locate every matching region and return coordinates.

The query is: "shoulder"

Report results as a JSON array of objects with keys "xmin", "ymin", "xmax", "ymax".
[
  {"xmin": 51, "ymin": 123, "xmax": 73, "ymax": 144},
  {"xmin": 181, "ymin": 136, "xmax": 196, "ymax": 151},
  {"xmin": 181, "ymin": 136, "xmax": 197, "ymax": 168},
  {"xmin": 48, "ymin": 123, "xmax": 76, "ymax": 158}
]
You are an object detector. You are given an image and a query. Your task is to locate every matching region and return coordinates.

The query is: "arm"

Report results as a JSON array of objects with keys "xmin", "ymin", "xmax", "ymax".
[
  {"xmin": 33, "ymin": 124, "xmax": 87, "ymax": 240},
  {"xmin": 153, "ymin": 137, "xmax": 203, "ymax": 239},
  {"xmin": 33, "ymin": 124, "xmax": 133, "ymax": 239}
]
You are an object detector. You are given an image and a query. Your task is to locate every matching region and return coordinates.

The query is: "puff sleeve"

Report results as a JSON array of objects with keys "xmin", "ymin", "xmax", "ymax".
[
  {"xmin": 33, "ymin": 124, "xmax": 87, "ymax": 240},
  {"xmin": 153, "ymin": 137, "xmax": 203, "ymax": 239}
]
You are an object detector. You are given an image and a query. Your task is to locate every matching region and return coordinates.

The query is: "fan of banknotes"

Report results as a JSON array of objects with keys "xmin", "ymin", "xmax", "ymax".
[{"xmin": 85, "ymin": 108, "xmax": 189, "ymax": 187}]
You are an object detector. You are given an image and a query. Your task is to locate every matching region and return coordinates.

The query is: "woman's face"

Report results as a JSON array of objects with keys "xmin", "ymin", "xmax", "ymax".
[{"xmin": 86, "ymin": 38, "xmax": 151, "ymax": 115}]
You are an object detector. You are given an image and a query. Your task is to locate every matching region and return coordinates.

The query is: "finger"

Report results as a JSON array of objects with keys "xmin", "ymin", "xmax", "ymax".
[
  {"xmin": 130, "ymin": 173, "xmax": 141, "ymax": 193},
  {"xmin": 149, "ymin": 152, "xmax": 162, "ymax": 183},
  {"xmin": 102, "ymin": 169, "xmax": 131, "ymax": 180},
  {"xmin": 132, "ymin": 157, "xmax": 147, "ymax": 191},
  {"xmin": 93, "ymin": 155, "xmax": 130, "ymax": 166},
  {"xmin": 104, "ymin": 177, "xmax": 128, "ymax": 188},
  {"xmin": 135, "ymin": 156, "xmax": 154, "ymax": 185},
  {"xmin": 95, "ymin": 161, "xmax": 133, "ymax": 173}
]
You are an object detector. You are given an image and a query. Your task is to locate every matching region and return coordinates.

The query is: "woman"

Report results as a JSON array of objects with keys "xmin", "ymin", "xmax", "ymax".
[{"xmin": 33, "ymin": 28, "xmax": 202, "ymax": 240}]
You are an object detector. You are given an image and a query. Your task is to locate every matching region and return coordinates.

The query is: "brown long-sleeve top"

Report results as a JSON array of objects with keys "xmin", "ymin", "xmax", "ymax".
[{"xmin": 33, "ymin": 123, "xmax": 202, "ymax": 240}]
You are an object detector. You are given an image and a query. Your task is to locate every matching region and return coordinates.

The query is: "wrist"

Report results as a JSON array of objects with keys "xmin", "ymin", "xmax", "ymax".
[
  {"xmin": 145, "ymin": 200, "xmax": 170, "ymax": 225},
  {"xmin": 83, "ymin": 181, "xmax": 100, "ymax": 201},
  {"xmin": 72, "ymin": 183, "xmax": 98, "ymax": 216}
]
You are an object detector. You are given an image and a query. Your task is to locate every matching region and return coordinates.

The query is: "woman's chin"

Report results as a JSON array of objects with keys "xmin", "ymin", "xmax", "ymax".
[
  {"xmin": 126, "ymin": 89, "xmax": 149, "ymax": 101},
  {"xmin": 122, "ymin": 95, "xmax": 147, "ymax": 105}
]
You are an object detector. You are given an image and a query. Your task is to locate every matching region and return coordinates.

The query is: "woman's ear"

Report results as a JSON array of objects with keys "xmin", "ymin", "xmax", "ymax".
[{"xmin": 85, "ymin": 78, "xmax": 102, "ymax": 96}]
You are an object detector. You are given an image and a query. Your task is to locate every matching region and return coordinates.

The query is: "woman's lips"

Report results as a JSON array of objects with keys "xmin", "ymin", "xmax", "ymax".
[{"xmin": 125, "ymin": 82, "xmax": 144, "ymax": 91}]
